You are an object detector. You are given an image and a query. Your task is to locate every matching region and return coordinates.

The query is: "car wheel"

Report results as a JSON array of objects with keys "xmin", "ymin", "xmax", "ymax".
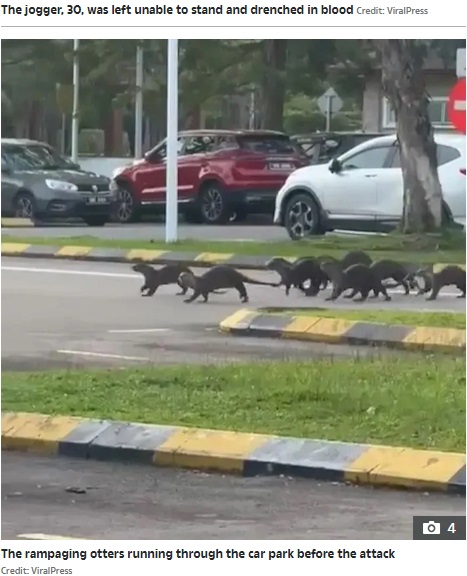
[
  {"xmin": 83, "ymin": 215, "xmax": 108, "ymax": 227},
  {"xmin": 112, "ymin": 184, "xmax": 140, "ymax": 223},
  {"xmin": 14, "ymin": 191, "xmax": 36, "ymax": 220},
  {"xmin": 199, "ymin": 183, "xmax": 231, "ymax": 224},
  {"xmin": 284, "ymin": 193, "xmax": 322, "ymax": 240}
]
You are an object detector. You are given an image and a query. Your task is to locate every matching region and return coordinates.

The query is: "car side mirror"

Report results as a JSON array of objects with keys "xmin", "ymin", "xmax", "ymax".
[{"xmin": 329, "ymin": 158, "xmax": 342, "ymax": 173}]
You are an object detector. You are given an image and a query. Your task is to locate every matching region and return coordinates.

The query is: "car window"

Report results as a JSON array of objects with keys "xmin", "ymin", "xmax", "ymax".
[
  {"xmin": 341, "ymin": 146, "xmax": 392, "ymax": 170},
  {"xmin": 183, "ymin": 135, "xmax": 216, "ymax": 155},
  {"xmin": 1, "ymin": 144, "xmax": 70, "ymax": 171},
  {"xmin": 154, "ymin": 137, "xmax": 185, "ymax": 160},
  {"xmin": 390, "ymin": 144, "xmax": 461, "ymax": 168},
  {"xmin": 237, "ymin": 136, "xmax": 302, "ymax": 155},
  {"xmin": 216, "ymin": 136, "xmax": 239, "ymax": 150}
]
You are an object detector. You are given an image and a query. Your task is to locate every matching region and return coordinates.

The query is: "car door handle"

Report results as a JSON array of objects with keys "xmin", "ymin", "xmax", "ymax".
[{"xmin": 364, "ymin": 174, "xmax": 377, "ymax": 178}]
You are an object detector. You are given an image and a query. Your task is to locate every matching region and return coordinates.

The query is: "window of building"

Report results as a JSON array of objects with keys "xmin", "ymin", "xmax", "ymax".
[{"xmin": 382, "ymin": 97, "xmax": 451, "ymax": 129}]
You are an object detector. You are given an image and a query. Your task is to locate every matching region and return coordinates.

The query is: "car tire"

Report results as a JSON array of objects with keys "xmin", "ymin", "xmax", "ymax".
[
  {"xmin": 111, "ymin": 183, "xmax": 141, "ymax": 223},
  {"xmin": 14, "ymin": 191, "xmax": 37, "ymax": 220},
  {"xmin": 83, "ymin": 215, "xmax": 108, "ymax": 227},
  {"xmin": 284, "ymin": 192, "xmax": 323, "ymax": 240},
  {"xmin": 198, "ymin": 182, "xmax": 231, "ymax": 225}
]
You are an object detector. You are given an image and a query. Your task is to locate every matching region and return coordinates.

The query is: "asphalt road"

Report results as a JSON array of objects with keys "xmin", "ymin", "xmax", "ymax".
[
  {"xmin": 2, "ymin": 218, "xmax": 288, "ymax": 242},
  {"xmin": 2, "ymin": 453, "xmax": 464, "ymax": 540},
  {"xmin": 2, "ymin": 257, "xmax": 462, "ymax": 371}
]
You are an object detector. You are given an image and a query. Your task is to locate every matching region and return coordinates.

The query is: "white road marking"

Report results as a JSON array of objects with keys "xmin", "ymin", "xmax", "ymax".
[
  {"xmin": 1, "ymin": 265, "xmax": 137, "ymax": 279},
  {"xmin": 16, "ymin": 533, "xmax": 86, "ymax": 540},
  {"xmin": 57, "ymin": 350, "xmax": 149, "ymax": 362},
  {"xmin": 107, "ymin": 328, "xmax": 170, "ymax": 334}
]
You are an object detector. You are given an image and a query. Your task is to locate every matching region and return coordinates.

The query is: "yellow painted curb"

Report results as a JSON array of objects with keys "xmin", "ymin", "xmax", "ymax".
[
  {"xmin": 345, "ymin": 446, "xmax": 466, "ymax": 491},
  {"xmin": 303, "ymin": 317, "xmax": 357, "ymax": 344},
  {"xmin": 155, "ymin": 427, "xmax": 270, "ymax": 473},
  {"xmin": 281, "ymin": 315, "xmax": 323, "ymax": 340},
  {"xmin": 56, "ymin": 245, "xmax": 94, "ymax": 257},
  {"xmin": 402, "ymin": 326, "xmax": 466, "ymax": 351},
  {"xmin": 1, "ymin": 412, "xmax": 82, "ymax": 454},
  {"xmin": 219, "ymin": 308, "xmax": 255, "ymax": 332},
  {"xmin": 1, "ymin": 242, "xmax": 31, "ymax": 254},
  {"xmin": 1, "ymin": 218, "xmax": 34, "ymax": 227},
  {"xmin": 194, "ymin": 252, "xmax": 234, "ymax": 264},
  {"xmin": 125, "ymin": 249, "xmax": 168, "ymax": 261}
]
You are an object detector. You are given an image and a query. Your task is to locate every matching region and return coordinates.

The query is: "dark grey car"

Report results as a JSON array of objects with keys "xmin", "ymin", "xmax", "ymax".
[{"xmin": 1, "ymin": 139, "xmax": 117, "ymax": 226}]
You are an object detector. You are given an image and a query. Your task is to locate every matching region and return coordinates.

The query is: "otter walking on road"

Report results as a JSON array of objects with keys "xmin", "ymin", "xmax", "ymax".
[
  {"xmin": 321, "ymin": 261, "xmax": 391, "ymax": 302},
  {"xmin": 132, "ymin": 263, "xmax": 192, "ymax": 296},
  {"xmin": 179, "ymin": 266, "xmax": 280, "ymax": 303},
  {"xmin": 417, "ymin": 265, "xmax": 466, "ymax": 300}
]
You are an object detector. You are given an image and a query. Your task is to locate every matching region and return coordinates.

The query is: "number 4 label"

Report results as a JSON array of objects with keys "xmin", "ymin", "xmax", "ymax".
[{"xmin": 448, "ymin": 522, "xmax": 456, "ymax": 534}]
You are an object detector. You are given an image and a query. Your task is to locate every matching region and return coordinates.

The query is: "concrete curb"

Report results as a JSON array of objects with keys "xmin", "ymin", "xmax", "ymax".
[
  {"xmin": 1, "ymin": 242, "xmax": 463, "ymax": 273},
  {"xmin": 1, "ymin": 218, "xmax": 35, "ymax": 228},
  {"xmin": 1, "ymin": 412, "xmax": 465, "ymax": 494},
  {"xmin": 219, "ymin": 308, "xmax": 466, "ymax": 354}
]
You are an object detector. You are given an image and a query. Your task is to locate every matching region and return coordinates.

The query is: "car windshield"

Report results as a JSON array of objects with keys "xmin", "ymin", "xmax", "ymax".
[
  {"xmin": 2, "ymin": 144, "xmax": 72, "ymax": 171},
  {"xmin": 237, "ymin": 136, "xmax": 303, "ymax": 155}
]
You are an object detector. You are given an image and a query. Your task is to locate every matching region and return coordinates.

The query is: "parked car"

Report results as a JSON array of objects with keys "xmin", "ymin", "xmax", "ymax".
[
  {"xmin": 1, "ymin": 139, "xmax": 116, "ymax": 226},
  {"xmin": 274, "ymin": 133, "xmax": 466, "ymax": 239},
  {"xmin": 111, "ymin": 129, "xmax": 310, "ymax": 224},
  {"xmin": 291, "ymin": 131, "xmax": 382, "ymax": 165}
]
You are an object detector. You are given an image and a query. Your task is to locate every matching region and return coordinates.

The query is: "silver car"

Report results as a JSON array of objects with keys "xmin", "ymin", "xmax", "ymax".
[{"xmin": 1, "ymin": 139, "xmax": 117, "ymax": 226}]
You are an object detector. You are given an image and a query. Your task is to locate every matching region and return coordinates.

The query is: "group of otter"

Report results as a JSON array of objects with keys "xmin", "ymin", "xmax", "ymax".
[{"xmin": 132, "ymin": 250, "xmax": 465, "ymax": 304}]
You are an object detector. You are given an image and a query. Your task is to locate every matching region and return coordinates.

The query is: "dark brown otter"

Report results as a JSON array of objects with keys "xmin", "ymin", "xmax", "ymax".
[
  {"xmin": 179, "ymin": 266, "xmax": 280, "ymax": 303},
  {"xmin": 320, "ymin": 260, "xmax": 391, "ymax": 302},
  {"xmin": 132, "ymin": 263, "xmax": 192, "ymax": 296}
]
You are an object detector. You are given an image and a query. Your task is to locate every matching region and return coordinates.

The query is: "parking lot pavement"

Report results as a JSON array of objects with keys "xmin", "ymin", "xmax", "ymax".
[
  {"xmin": 2, "ymin": 257, "xmax": 459, "ymax": 371},
  {"xmin": 2, "ymin": 453, "xmax": 464, "ymax": 540}
]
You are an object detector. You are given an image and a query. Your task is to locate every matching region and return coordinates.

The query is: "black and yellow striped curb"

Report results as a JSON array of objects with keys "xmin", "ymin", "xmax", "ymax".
[
  {"xmin": 219, "ymin": 308, "xmax": 466, "ymax": 354},
  {"xmin": 1, "ymin": 217, "xmax": 35, "ymax": 228},
  {"xmin": 2, "ymin": 412, "xmax": 465, "ymax": 494},
  {"xmin": 1, "ymin": 241, "xmax": 464, "ymax": 273}
]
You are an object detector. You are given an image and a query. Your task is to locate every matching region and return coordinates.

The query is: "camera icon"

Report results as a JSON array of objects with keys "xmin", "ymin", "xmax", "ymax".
[{"xmin": 422, "ymin": 521, "xmax": 441, "ymax": 535}]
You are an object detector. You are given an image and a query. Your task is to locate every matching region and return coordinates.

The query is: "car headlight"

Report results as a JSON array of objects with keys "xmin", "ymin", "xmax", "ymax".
[{"xmin": 45, "ymin": 179, "xmax": 78, "ymax": 192}]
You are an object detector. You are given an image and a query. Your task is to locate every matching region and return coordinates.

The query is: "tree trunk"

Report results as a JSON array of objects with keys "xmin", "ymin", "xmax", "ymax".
[
  {"xmin": 375, "ymin": 40, "xmax": 443, "ymax": 233},
  {"xmin": 259, "ymin": 40, "xmax": 287, "ymax": 131}
]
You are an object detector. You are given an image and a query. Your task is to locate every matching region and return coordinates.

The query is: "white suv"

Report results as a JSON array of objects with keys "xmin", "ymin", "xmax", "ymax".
[{"xmin": 273, "ymin": 133, "xmax": 466, "ymax": 239}]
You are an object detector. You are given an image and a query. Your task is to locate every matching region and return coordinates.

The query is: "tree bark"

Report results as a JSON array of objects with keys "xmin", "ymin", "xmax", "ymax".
[
  {"xmin": 375, "ymin": 40, "xmax": 443, "ymax": 233},
  {"xmin": 259, "ymin": 40, "xmax": 287, "ymax": 131}
]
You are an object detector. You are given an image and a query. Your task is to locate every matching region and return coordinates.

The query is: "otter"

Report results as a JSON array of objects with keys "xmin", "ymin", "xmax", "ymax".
[
  {"xmin": 179, "ymin": 266, "xmax": 280, "ymax": 303},
  {"xmin": 132, "ymin": 263, "xmax": 192, "ymax": 296},
  {"xmin": 320, "ymin": 260, "xmax": 391, "ymax": 302},
  {"xmin": 265, "ymin": 257, "xmax": 327, "ymax": 296},
  {"xmin": 417, "ymin": 265, "xmax": 466, "ymax": 301}
]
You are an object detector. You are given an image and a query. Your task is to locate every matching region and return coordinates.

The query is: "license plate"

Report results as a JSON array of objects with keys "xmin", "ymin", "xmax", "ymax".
[
  {"xmin": 268, "ymin": 162, "xmax": 294, "ymax": 171},
  {"xmin": 86, "ymin": 196, "xmax": 109, "ymax": 205}
]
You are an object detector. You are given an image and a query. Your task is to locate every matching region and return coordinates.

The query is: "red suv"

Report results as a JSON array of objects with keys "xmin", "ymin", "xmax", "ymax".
[{"xmin": 111, "ymin": 129, "xmax": 309, "ymax": 224}]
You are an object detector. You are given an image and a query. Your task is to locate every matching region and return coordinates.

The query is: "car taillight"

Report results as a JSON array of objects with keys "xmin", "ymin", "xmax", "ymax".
[{"xmin": 460, "ymin": 168, "xmax": 466, "ymax": 175}]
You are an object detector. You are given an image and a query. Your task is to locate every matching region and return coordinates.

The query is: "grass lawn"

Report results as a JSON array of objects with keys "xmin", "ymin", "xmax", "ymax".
[
  {"xmin": 2, "ymin": 357, "xmax": 465, "ymax": 452},
  {"xmin": 2, "ymin": 230, "xmax": 465, "ymax": 265},
  {"xmin": 262, "ymin": 308, "xmax": 466, "ymax": 330}
]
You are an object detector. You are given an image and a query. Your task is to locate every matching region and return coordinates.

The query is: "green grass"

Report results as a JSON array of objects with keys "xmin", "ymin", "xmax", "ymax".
[
  {"xmin": 2, "ymin": 229, "xmax": 465, "ymax": 265},
  {"xmin": 2, "ymin": 358, "xmax": 465, "ymax": 452},
  {"xmin": 262, "ymin": 308, "xmax": 466, "ymax": 329}
]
